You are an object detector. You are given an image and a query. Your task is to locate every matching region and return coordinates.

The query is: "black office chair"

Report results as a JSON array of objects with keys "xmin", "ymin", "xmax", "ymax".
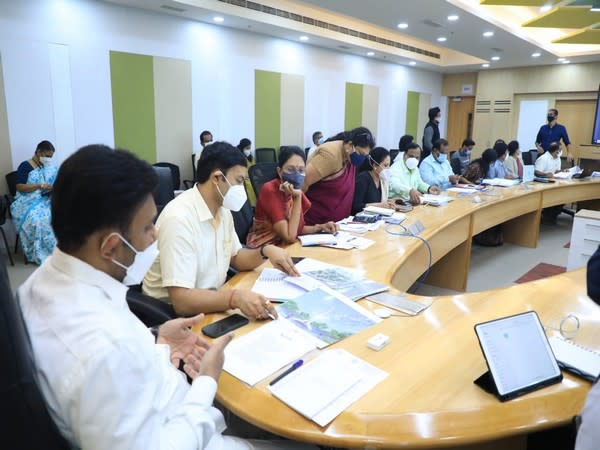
[
  {"xmin": 152, "ymin": 166, "xmax": 175, "ymax": 218},
  {"xmin": 191, "ymin": 154, "xmax": 197, "ymax": 181},
  {"xmin": 389, "ymin": 149, "xmax": 400, "ymax": 163},
  {"xmin": 0, "ymin": 259, "xmax": 71, "ymax": 449},
  {"xmin": 255, "ymin": 147, "xmax": 277, "ymax": 164},
  {"xmin": 5, "ymin": 170, "xmax": 17, "ymax": 199},
  {"xmin": 182, "ymin": 180, "xmax": 195, "ymax": 190},
  {"xmin": 522, "ymin": 152, "xmax": 533, "ymax": 165},
  {"xmin": 153, "ymin": 162, "xmax": 181, "ymax": 190},
  {"xmin": 305, "ymin": 147, "xmax": 310, "ymax": 158},
  {"xmin": 529, "ymin": 150, "xmax": 539, "ymax": 164},
  {"xmin": 125, "ymin": 287, "xmax": 176, "ymax": 326},
  {"xmin": 231, "ymin": 197, "xmax": 254, "ymax": 244},
  {"xmin": 248, "ymin": 163, "xmax": 278, "ymax": 198},
  {"xmin": 450, "ymin": 157, "xmax": 462, "ymax": 175},
  {"xmin": 0, "ymin": 196, "xmax": 14, "ymax": 266}
]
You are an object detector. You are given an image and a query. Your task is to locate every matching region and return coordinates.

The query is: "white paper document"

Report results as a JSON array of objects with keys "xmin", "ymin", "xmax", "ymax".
[
  {"xmin": 251, "ymin": 268, "xmax": 307, "ymax": 301},
  {"xmin": 269, "ymin": 349, "xmax": 388, "ymax": 427},
  {"xmin": 447, "ymin": 187, "xmax": 478, "ymax": 194},
  {"xmin": 421, "ymin": 194, "xmax": 453, "ymax": 205},
  {"xmin": 298, "ymin": 234, "xmax": 338, "ymax": 246},
  {"xmin": 223, "ymin": 319, "xmax": 317, "ymax": 386}
]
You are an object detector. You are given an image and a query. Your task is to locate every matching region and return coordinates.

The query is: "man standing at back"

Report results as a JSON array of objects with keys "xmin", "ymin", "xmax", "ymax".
[
  {"xmin": 18, "ymin": 145, "xmax": 312, "ymax": 450},
  {"xmin": 535, "ymin": 108, "xmax": 572, "ymax": 161},
  {"xmin": 422, "ymin": 106, "xmax": 441, "ymax": 161}
]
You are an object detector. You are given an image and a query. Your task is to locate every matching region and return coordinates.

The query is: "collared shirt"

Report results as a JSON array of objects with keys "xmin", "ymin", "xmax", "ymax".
[
  {"xmin": 18, "ymin": 248, "xmax": 239, "ymax": 450},
  {"xmin": 419, "ymin": 154, "xmax": 453, "ymax": 190},
  {"xmin": 535, "ymin": 123, "xmax": 570, "ymax": 152},
  {"xmin": 487, "ymin": 160, "xmax": 509, "ymax": 179},
  {"xmin": 451, "ymin": 150, "xmax": 470, "ymax": 174},
  {"xmin": 143, "ymin": 187, "xmax": 242, "ymax": 300},
  {"xmin": 535, "ymin": 151, "xmax": 561, "ymax": 174},
  {"xmin": 388, "ymin": 158, "xmax": 430, "ymax": 200},
  {"xmin": 576, "ymin": 379, "xmax": 600, "ymax": 450}
]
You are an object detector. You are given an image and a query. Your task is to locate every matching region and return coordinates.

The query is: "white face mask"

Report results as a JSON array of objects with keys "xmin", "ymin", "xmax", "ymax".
[
  {"xmin": 105, "ymin": 233, "xmax": 159, "ymax": 286},
  {"xmin": 379, "ymin": 168, "xmax": 390, "ymax": 181},
  {"xmin": 216, "ymin": 172, "xmax": 247, "ymax": 211},
  {"xmin": 39, "ymin": 156, "xmax": 52, "ymax": 165},
  {"xmin": 405, "ymin": 157, "xmax": 419, "ymax": 171},
  {"xmin": 244, "ymin": 148, "xmax": 252, "ymax": 157}
]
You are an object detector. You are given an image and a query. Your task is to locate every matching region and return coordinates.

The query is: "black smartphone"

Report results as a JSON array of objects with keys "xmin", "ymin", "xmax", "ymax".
[{"xmin": 201, "ymin": 314, "xmax": 249, "ymax": 338}]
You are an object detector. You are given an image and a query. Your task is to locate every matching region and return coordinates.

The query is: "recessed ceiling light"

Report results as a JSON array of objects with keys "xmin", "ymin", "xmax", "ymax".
[
  {"xmin": 437, "ymin": 37, "xmax": 447, "ymax": 42},
  {"xmin": 213, "ymin": 16, "xmax": 224, "ymax": 23},
  {"xmin": 482, "ymin": 63, "xmax": 490, "ymax": 68},
  {"xmin": 557, "ymin": 57, "xmax": 566, "ymax": 62},
  {"xmin": 562, "ymin": 59, "xmax": 570, "ymax": 64},
  {"xmin": 397, "ymin": 22, "xmax": 408, "ymax": 29},
  {"xmin": 592, "ymin": 6, "xmax": 600, "ymax": 12},
  {"xmin": 531, "ymin": 52, "xmax": 541, "ymax": 57},
  {"xmin": 299, "ymin": 35, "xmax": 309, "ymax": 41},
  {"xmin": 483, "ymin": 31, "xmax": 494, "ymax": 37},
  {"xmin": 367, "ymin": 51, "xmax": 375, "ymax": 56},
  {"xmin": 491, "ymin": 56, "xmax": 500, "ymax": 61},
  {"xmin": 447, "ymin": 14, "xmax": 459, "ymax": 21},
  {"xmin": 540, "ymin": 4, "xmax": 552, "ymax": 12},
  {"xmin": 409, "ymin": 61, "xmax": 416, "ymax": 66}
]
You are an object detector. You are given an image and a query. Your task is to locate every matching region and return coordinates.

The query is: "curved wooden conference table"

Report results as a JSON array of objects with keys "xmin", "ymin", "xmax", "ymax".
[{"xmin": 194, "ymin": 179, "xmax": 600, "ymax": 449}]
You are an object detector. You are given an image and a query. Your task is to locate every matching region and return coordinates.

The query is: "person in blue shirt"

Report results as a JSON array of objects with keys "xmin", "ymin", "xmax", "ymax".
[
  {"xmin": 535, "ymin": 108, "xmax": 572, "ymax": 161},
  {"xmin": 487, "ymin": 141, "xmax": 516, "ymax": 179},
  {"xmin": 419, "ymin": 138, "xmax": 458, "ymax": 190}
]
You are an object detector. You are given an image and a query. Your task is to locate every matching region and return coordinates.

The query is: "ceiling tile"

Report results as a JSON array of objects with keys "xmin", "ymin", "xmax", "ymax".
[
  {"xmin": 523, "ymin": 7, "xmax": 600, "ymax": 29},
  {"xmin": 553, "ymin": 29, "xmax": 600, "ymax": 44}
]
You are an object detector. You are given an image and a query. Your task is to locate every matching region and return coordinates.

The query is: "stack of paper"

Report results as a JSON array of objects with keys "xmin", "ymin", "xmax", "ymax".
[
  {"xmin": 298, "ymin": 234, "xmax": 338, "ymax": 247},
  {"xmin": 251, "ymin": 268, "xmax": 308, "ymax": 302},
  {"xmin": 447, "ymin": 187, "xmax": 478, "ymax": 194},
  {"xmin": 223, "ymin": 319, "xmax": 317, "ymax": 386},
  {"xmin": 554, "ymin": 166, "xmax": 583, "ymax": 180},
  {"xmin": 269, "ymin": 349, "xmax": 388, "ymax": 426},
  {"xmin": 421, "ymin": 194, "xmax": 453, "ymax": 206},
  {"xmin": 323, "ymin": 232, "xmax": 375, "ymax": 250},
  {"xmin": 482, "ymin": 178, "xmax": 521, "ymax": 187},
  {"xmin": 363, "ymin": 205, "xmax": 395, "ymax": 216}
]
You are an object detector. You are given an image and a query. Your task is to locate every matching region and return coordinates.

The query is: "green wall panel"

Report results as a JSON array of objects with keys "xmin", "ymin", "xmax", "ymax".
[
  {"xmin": 255, "ymin": 70, "xmax": 281, "ymax": 150},
  {"xmin": 405, "ymin": 91, "xmax": 420, "ymax": 138},
  {"xmin": 344, "ymin": 82, "xmax": 363, "ymax": 130},
  {"xmin": 110, "ymin": 51, "xmax": 157, "ymax": 163}
]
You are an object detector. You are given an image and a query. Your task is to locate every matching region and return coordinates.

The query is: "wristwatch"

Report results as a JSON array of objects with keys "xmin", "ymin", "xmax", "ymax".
[{"xmin": 259, "ymin": 244, "xmax": 270, "ymax": 259}]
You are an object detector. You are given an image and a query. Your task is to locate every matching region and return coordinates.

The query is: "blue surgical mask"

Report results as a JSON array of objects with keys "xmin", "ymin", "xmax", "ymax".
[
  {"xmin": 317, "ymin": 136, "xmax": 325, "ymax": 145},
  {"xmin": 282, "ymin": 171, "xmax": 305, "ymax": 189},
  {"xmin": 350, "ymin": 151, "xmax": 367, "ymax": 166},
  {"xmin": 436, "ymin": 153, "xmax": 447, "ymax": 163}
]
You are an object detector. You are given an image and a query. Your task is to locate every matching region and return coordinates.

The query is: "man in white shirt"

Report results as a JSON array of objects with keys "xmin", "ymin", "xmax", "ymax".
[
  {"xmin": 534, "ymin": 141, "xmax": 563, "ymax": 178},
  {"xmin": 143, "ymin": 142, "xmax": 299, "ymax": 317},
  {"xmin": 306, "ymin": 130, "xmax": 323, "ymax": 160},
  {"xmin": 18, "ymin": 145, "xmax": 313, "ymax": 450}
]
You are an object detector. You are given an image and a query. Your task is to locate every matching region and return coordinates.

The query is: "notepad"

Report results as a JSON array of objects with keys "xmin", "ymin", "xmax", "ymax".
[
  {"xmin": 549, "ymin": 336, "xmax": 600, "ymax": 382},
  {"xmin": 421, "ymin": 194, "xmax": 453, "ymax": 206},
  {"xmin": 268, "ymin": 349, "xmax": 388, "ymax": 426},
  {"xmin": 251, "ymin": 268, "xmax": 307, "ymax": 301}
]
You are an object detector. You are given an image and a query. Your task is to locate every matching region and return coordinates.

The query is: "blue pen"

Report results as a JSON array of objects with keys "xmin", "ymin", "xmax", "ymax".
[{"xmin": 269, "ymin": 360, "xmax": 304, "ymax": 386}]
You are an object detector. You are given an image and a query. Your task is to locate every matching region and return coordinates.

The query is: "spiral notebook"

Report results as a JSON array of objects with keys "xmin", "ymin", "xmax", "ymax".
[{"xmin": 548, "ymin": 336, "xmax": 600, "ymax": 382}]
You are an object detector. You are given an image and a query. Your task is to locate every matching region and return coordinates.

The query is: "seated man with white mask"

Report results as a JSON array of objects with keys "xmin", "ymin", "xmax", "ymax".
[
  {"xmin": 18, "ymin": 145, "xmax": 313, "ymax": 450},
  {"xmin": 143, "ymin": 142, "xmax": 299, "ymax": 318},
  {"xmin": 388, "ymin": 143, "xmax": 440, "ymax": 205}
]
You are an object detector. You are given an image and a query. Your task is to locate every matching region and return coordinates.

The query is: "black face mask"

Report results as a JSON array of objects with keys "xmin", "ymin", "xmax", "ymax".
[{"xmin": 547, "ymin": 115, "xmax": 555, "ymax": 123}]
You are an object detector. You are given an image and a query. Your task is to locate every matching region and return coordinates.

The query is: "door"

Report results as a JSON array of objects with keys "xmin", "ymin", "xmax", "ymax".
[
  {"xmin": 555, "ymin": 99, "xmax": 595, "ymax": 160},
  {"xmin": 447, "ymin": 96, "xmax": 475, "ymax": 151}
]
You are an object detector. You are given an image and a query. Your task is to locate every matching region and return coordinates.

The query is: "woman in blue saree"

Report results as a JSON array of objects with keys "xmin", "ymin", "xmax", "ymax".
[{"xmin": 10, "ymin": 140, "xmax": 58, "ymax": 265}]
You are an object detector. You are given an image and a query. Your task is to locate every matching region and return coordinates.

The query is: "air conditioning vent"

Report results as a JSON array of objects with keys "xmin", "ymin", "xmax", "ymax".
[
  {"xmin": 422, "ymin": 19, "xmax": 442, "ymax": 28},
  {"xmin": 217, "ymin": 0, "xmax": 440, "ymax": 59},
  {"xmin": 160, "ymin": 4, "xmax": 185, "ymax": 13}
]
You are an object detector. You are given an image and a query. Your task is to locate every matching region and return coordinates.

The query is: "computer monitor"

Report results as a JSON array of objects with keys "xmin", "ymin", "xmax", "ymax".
[{"xmin": 592, "ymin": 83, "xmax": 600, "ymax": 145}]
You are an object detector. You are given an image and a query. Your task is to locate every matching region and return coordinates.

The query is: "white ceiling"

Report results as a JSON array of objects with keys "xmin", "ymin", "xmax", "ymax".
[
  {"xmin": 103, "ymin": 0, "xmax": 600, "ymax": 72},
  {"xmin": 296, "ymin": 0, "xmax": 600, "ymax": 70}
]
